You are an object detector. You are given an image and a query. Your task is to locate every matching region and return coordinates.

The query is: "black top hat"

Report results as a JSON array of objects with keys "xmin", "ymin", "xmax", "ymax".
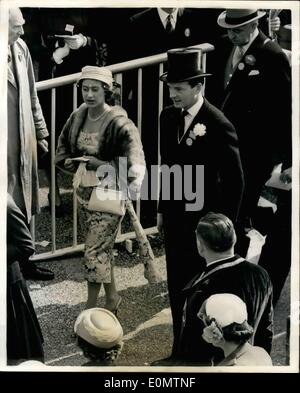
[{"xmin": 159, "ymin": 48, "xmax": 211, "ymax": 83}]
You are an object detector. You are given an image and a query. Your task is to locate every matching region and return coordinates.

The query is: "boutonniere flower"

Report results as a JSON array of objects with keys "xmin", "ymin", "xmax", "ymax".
[
  {"xmin": 238, "ymin": 62, "xmax": 245, "ymax": 70},
  {"xmin": 245, "ymin": 54, "xmax": 256, "ymax": 66},
  {"xmin": 17, "ymin": 50, "xmax": 22, "ymax": 62},
  {"xmin": 203, "ymin": 320, "xmax": 223, "ymax": 341},
  {"xmin": 184, "ymin": 28, "xmax": 190, "ymax": 37},
  {"xmin": 186, "ymin": 123, "xmax": 206, "ymax": 146}
]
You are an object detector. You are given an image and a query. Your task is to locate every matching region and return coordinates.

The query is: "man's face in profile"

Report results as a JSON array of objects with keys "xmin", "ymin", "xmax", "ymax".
[{"xmin": 8, "ymin": 8, "xmax": 25, "ymax": 46}]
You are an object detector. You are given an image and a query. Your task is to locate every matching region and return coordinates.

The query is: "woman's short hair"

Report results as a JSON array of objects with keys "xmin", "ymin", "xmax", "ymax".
[
  {"xmin": 196, "ymin": 212, "xmax": 236, "ymax": 252},
  {"xmin": 222, "ymin": 321, "xmax": 254, "ymax": 343}
]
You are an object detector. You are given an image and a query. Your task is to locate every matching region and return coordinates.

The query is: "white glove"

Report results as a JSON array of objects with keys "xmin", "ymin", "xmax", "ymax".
[
  {"xmin": 52, "ymin": 43, "xmax": 70, "ymax": 64},
  {"xmin": 64, "ymin": 33, "xmax": 87, "ymax": 50}
]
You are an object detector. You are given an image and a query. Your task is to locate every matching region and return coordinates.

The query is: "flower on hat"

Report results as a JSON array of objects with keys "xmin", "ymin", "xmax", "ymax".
[
  {"xmin": 238, "ymin": 62, "xmax": 245, "ymax": 70},
  {"xmin": 245, "ymin": 54, "xmax": 256, "ymax": 66},
  {"xmin": 204, "ymin": 320, "xmax": 224, "ymax": 340}
]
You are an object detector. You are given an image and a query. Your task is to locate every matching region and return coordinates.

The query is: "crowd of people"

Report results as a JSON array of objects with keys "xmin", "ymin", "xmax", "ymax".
[{"xmin": 6, "ymin": 6, "xmax": 293, "ymax": 367}]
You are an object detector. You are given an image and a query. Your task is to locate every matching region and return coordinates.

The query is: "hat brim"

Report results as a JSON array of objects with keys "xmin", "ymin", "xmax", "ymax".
[
  {"xmin": 159, "ymin": 72, "xmax": 212, "ymax": 83},
  {"xmin": 217, "ymin": 10, "xmax": 266, "ymax": 28},
  {"xmin": 77, "ymin": 75, "xmax": 113, "ymax": 88}
]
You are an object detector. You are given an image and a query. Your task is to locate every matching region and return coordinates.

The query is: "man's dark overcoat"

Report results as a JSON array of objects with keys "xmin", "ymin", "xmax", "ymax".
[
  {"xmin": 207, "ymin": 30, "xmax": 291, "ymax": 220},
  {"xmin": 177, "ymin": 254, "xmax": 273, "ymax": 365}
]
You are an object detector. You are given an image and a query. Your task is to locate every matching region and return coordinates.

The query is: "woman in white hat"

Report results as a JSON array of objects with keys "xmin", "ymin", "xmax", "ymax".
[
  {"xmin": 74, "ymin": 308, "xmax": 123, "ymax": 366},
  {"xmin": 198, "ymin": 293, "xmax": 273, "ymax": 366},
  {"xmin": 56, "ymin": 66, "xmax": 145, "ymax": 312}
]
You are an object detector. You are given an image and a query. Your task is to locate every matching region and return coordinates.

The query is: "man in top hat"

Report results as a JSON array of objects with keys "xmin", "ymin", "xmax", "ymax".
[
  {"xmin": 153, "ymin": 48, "xmax": 244, "ymax": 364},
  {"xmin": 207, "ymin": 9, "xmax": 291, "ymax": 254}
]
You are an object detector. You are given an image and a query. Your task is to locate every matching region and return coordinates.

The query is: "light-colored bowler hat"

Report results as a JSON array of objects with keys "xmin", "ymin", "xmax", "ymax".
[
  {"xmin": 204, "ymin": 293, "xmax": 248, "ymax": 327},
  {"xmin": 217, "ymin": 9, "xmax": 266, "ymax": 29},
  {"xmin": 74, "ymin": 308, "xmax": 123, "ymax": 349},
  {"xmin": 78, "ymin": 66, "xmax": 113, "ymax": 88}
]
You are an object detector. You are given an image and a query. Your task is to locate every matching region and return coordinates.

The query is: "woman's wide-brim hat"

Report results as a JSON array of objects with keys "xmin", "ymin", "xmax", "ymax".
[
  {"xmin": 77, "ymin": 65, "xmax": 113, "ymax": 88},
  {"xmin": 159, "ymin": 48, "xmax": 211, "ymax": 83},
  {"xmin": 74, "ymin": 308, "xmax": 123, "ymax": 349},
  {"xmin": 217, "ymin": 9, "xmax": 266, "ymax": 29}
]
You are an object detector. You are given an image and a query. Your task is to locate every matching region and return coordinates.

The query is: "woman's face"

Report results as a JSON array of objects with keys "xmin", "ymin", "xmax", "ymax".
[{"xmin": 82, "ymin": 79, "xmax": 105, "ymax": 108}]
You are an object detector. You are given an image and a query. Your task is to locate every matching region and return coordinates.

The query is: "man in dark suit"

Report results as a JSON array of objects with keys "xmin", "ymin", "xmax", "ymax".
[
  {"xmin": 128, "ymin": 8, "xmax": 212, "ymax": 58},
  {"xmin": 153, "ymin": 49, "xmax": 244, "ymax": 363},
  {"xmin": 172, "ymin": 212, "xmax": 273, "ymax": 366},
  {"xmin": 208, "ymin": 9, "xmax": 291, "ymax": 254}
]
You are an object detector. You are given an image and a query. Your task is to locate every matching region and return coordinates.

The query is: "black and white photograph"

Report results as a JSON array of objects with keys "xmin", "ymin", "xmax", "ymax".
[{"xmin": 0, "ymin": 0, "xmax": 299, "ymax": 377}]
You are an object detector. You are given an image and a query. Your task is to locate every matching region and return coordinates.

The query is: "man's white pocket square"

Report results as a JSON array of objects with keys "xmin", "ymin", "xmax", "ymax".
[{"xmin": 248, "ymin": 70, "xmax": 260, "ymax": 76}]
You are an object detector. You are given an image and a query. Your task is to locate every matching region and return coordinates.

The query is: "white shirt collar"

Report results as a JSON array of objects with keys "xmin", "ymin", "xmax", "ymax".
[
  {"xmin": 157, "ymin": 8, "xmax": 178, "ymax": 29},
  {"xmin": 184, "ymin": 94, "xmax": 204, "ymax": 119}
]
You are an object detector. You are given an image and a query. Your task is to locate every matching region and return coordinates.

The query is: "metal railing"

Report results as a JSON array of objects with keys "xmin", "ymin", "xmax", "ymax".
[{"xmin": 31, "ymin": 43, "xmax": 214, "ymax": 261}]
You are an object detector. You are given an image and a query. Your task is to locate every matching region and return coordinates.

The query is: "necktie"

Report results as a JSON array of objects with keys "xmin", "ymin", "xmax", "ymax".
[
  {"xmin": 7, "ymin": 46, "xmax": 17, "ymax": 84},
  {"xmin": 8, "ymin": 46, "xmax": 12, "ymax": 63},
  {"xmin": 232, "ymin": 46, "xmax": 245, "ymax": 69},
  {"xmin": 178, "ymin": 110, "xmax": 188, "ymax": 143},
  {"xmin": 165, "ymin": 14, "xmax": 174, "ymax": 34}
]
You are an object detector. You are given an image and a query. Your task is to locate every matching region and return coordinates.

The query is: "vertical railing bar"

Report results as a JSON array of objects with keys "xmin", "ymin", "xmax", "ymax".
[
  {"xmin": 157, "ymin": 63, "xmax": 164, "ymax": 219},
  {"xmin": 50, "ymin": 87, "xmax": 56, "ymax": 252},
  {"xmin": 114, "ymin": 73, "xmax": 123, "ymax": 238},
  {"xmin": 30, "ymin": 216, "xmax": 35, "ymax": 245},
  {"xmin": 136, "ymin": 68, "xmax": 142, "ymax": 219},
  {"xmin": 72, "ymin": 83, "xmax": 78, "ymax": 247},
  {"xmin": 73, "ymin": 82, "xmax": 78, "ymax": 110},
  {"xmin": 201, "ymin": 51, "xmax": 207, "ymax": 95},
  {"xmin": 114, "ymin": 72, "xmax": 123, "ymax": 106}
]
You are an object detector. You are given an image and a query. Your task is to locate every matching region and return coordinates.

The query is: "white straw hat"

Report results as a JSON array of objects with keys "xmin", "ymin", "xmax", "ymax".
[
  {"xmin": 74, "ymin": 308, "xmax": 123, "ymax": 349},
  {"xmin": 203, "ymin": 293, "xmax": 248, "ymax": 327},
  {"xmin": 78, "ymin": 66, "xmax": 113, "ymax": 88}
]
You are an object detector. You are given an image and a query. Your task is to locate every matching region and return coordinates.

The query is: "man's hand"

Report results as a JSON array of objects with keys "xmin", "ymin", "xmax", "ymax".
[
  {"xmin": 53, "ymin": 43, "xmax": 70, "ymax": 64},
  {"xmin": 64, "ymin": 158, "xmax": 76, "ymax": 171},
  {"xmin": 157, "ymin": 213, "xmax": 163, "ymax": 234},
  {"xmin": 268, "ymin": 16, "xmax": 281, "ymax": 32},
  {"xmin": 64, "ymin": 34, "xmax": 87, "ymax": 50},
  {"xmin": 37, "ymin": 139, "xmax": 48, "ymax": 153}
]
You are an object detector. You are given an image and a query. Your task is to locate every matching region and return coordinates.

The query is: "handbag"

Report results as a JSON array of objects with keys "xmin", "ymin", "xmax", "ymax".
[{"xmin": 87, "ymin": 186, "xmax": 126, "ymax": 216}]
